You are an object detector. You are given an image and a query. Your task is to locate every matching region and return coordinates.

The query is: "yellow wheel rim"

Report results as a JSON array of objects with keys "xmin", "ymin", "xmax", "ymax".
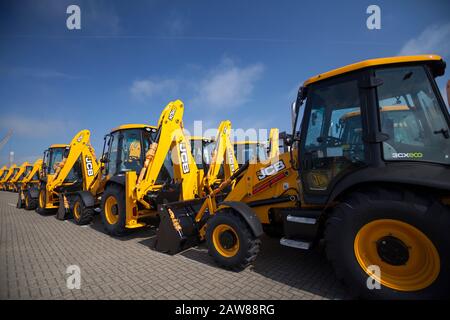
[
  {"xmin": 212, "ymin": 224, "xmax": 240, "ymax": 258},
  {"xmin": 25, "ymin": 195, "xmax": 29, "ymax": 208},
  {"xmin": 73, "ymin": 201, "xmax": 81, "ymax": 220},
  {"xmin": 39, "ymin": 190, "xmax": 45, "ymax": 208},
  {"xmin": 104, "ymin": 196, "xmax": 119, "ymax": 225},
  {"xmin": 354, "ymin": 219, "xmax": 440, "ymax": 292}
]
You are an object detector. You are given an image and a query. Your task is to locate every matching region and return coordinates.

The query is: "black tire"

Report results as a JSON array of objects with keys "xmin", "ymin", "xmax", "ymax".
[
  {"xmin": 206, "ymin": 210, "xmax": 261, "ymax": 271},
  {"xmin": 325, "ymin": 187, "xmax": 450, "ymax": 299},
  {"xmin": 100, "ymin": 184, "xmax": 128, "ymax": 236},
  {"xmin": 72, "ymin": 195, "xmax": 94, "ymax": 225},
  {"xmin": 24, "ymin": 190, "xmax": 38, "ymax": 210},
  {"xmin": 36, "ymin": 187, "xmax": 54, "ymax": 215}
]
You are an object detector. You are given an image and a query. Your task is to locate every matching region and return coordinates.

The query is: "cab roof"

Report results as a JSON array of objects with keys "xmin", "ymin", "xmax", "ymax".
[
  {"xmin": 303, "ymin": 55, "xmax": 443, "ymax": 86},
  {"xmin": 49, "ymin": 144, "xmax": 69, "ymax": 149},
  {"xmin": 111, "ymin": 124, "xmax": 158, "ymax": 133}
]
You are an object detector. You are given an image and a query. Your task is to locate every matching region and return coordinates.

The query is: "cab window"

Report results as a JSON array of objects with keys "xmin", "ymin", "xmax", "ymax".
[{"xmin": 376, "ymin": 66, "xmax": 450, "ymax": 164}]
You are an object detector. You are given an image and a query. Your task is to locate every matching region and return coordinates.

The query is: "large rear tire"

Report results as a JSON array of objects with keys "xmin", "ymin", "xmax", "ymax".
[
  {"xmin": 325, "ymin": 187, "xmax": 450, "ymax": 299},
  {"xmin": 206, "ymin": 210, "xmax": 261, "ymax": 271},
  {"xmin": 100, "ymin": 184, "xmax": 128, "ymax": 236},
  {"xmin": 72, "ymin": 195, "xmax": 94, "ymax": 225}
]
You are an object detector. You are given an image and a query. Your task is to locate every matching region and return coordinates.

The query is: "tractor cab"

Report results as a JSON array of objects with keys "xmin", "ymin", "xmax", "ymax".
[
  {"xmin": 101, "ymin": 124, "xmax": 158, "ymax": 180},
  {"xmin": 41, "ymin": 144, "xmax": 70, "ymax": 182},
  {"xmin": 292, "ymin": 55, "xmax": 450, "ymax": 202}
]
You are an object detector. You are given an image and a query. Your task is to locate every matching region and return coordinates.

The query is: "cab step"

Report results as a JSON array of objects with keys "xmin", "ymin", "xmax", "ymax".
[
  {"xmin": 280, "ymin": 237, "xmax": 312, "ymax": 250},
  {"xmin": 286, "ymin": 215, "xmax": 317, "ymax": 225}
]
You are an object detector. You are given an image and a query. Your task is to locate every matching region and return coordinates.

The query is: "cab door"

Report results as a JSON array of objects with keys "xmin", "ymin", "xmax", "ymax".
[{"xmin": 299, "ymin": 73, "xmax": 368, "ymax": 203}]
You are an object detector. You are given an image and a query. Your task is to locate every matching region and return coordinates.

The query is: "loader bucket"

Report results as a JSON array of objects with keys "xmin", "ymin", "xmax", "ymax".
[{"xmin": 154, "ymin": 198, "xmax": 206, "ymax": 254}]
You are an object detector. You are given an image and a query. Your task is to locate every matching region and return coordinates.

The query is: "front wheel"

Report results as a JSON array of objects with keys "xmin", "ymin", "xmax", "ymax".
[
  {"xmin": 100, "ymin": 184, "xmax": 128, "ymax": 236},
  {"xmin": 36, "ymin": 188, "xmax": 53, "ymax": 215},
  {"xmin": 24, "ymin": 190, "xmax": 38, "ymax": 210},
  {"xmin": 72, "ymin": 195, "xmax": 94, "ymax": 225},
  {"xmin": 325, "ymin": 188, "xmax": 450, "ymax": 299},
  {"xmin": 206, "ymin": 210, "xmax": 261, "ymax": 271}
]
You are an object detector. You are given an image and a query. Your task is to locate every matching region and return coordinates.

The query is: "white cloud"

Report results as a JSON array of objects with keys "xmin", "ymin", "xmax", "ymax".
[
  {"xmin": 193, "ymin": 59, "xmax": 264, "ymax": 109},
  {"xmin": 129, "ymin": 58, "xmax": 264, "ymax": 109},
  {"xmin": 399, "ymin": 23, "xmax": 450, "ymax": 56},
  {"xmin": 130, "ymin": 79, "xmax": 178, "ymax": 100}
]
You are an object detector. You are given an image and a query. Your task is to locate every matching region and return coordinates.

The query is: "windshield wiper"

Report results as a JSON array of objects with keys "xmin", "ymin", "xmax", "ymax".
[{"xmin": 433, "ymin": 128, "xmax": 450, "ymax": 139}]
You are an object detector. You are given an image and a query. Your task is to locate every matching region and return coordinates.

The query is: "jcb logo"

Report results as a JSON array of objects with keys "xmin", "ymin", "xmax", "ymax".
[
  {"xmin": 257, "ymin": 160, "xmax": 286, "ymax": 180},
  {"xmin": 168, "ymin": 109, "xmax": 176, "ymax": 121},
  {"xmin": 179, "ymin": 143, "xmax": 190, "ymax": 174},
  {"xmin": 85, "ymin": 157, "xmax": 94, "ymax": 176}
]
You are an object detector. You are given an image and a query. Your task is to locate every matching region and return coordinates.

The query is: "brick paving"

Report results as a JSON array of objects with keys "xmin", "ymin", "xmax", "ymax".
[{"xmin": 0, "ymin": 191, "xmax": 350, "ymax": 300}]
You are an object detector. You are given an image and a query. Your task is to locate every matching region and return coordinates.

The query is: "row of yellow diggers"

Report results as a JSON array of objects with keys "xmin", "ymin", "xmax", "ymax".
[{"xmin": 10, "ymin": 55, "xmax": 450, "ymax": 299}]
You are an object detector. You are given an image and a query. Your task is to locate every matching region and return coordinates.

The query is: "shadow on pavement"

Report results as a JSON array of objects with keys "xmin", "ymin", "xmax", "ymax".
[{"xmin": 177, "ymin": 235, "xmax": 351, "ymax": 299}]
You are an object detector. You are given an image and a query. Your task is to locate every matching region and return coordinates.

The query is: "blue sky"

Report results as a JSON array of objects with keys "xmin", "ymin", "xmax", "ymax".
[{"xmin": 1, "ymin": 0, "xmax": 449, "ymax": 166}]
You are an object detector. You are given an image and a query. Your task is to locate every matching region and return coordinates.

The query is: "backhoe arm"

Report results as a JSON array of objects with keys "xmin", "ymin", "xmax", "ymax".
[
  {"xmin": 10, "ymin": 162, "xmax": 30, "ymax": 183},
  {"xmin": 21, "ymin": 159, "xmax": 43, "ymax": 184},
  {"xmin": 203, "ymin": 120, "xmax": 238, "ymax": 193},
  {"xmin": 136, "ymin": 100, "xmax": 200, "ymax": 202},
  {"xmin": 268, "ymin": 128, "xmax": 279, "ymax": 159},
  {"xmin": 47, "ymin": 130, "xmax": 100, "ymax": 192}
]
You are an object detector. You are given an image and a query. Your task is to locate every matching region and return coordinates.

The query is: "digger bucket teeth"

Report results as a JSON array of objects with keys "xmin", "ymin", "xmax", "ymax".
[{"xmin": 154, "ymin": 199, "xmax": 204, "ymax": 255}]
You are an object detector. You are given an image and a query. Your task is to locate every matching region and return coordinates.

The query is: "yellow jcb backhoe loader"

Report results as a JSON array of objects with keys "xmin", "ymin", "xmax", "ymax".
[
  {"xmin": 17, "ymin": 159, "xmax": 43, "ymax": 210},
  {"xmin": 0, "ymin": 164, "xmax": 18, "ymax": 191},
  {"xmin": 37, "ymin": 130, "xmax": 105, "ymax": 225},
  {"xmin": 0, "ymin": 166, "xmax": 8, "ymax": 188},
  {"xmin": 35, "ymin": 144, "xmax": 70, "ymax": 213},
  {"xmin": 99, "ymin": 100, "xmax": 204, "ymax": 236},
  {"xmin": 8, "ymin": 161, "xmax": 31, "ymax": 193},
  {"xmin": 156, "ymin": 55, "xmax": 450, "ymax": 299}
]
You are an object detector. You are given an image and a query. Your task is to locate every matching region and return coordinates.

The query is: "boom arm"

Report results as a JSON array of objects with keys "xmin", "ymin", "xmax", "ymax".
[
  {"xmin": 203, "ymin": 120, "xmax": 238, "ymax": 193},
  {"xmin": 136, "ymin": 100, "xmax": 201, "ymax": 204},
  {"xmin": 0, "ymin": 164, "xmax": 17, "ymax": 183},
  {"xmin": 21, "ymin": 159, "xmax": 43, "ymax": 185},
  {"xmin": 46, "ymin": 130, "xmax": 101, "ymax": 194},
  {"xmin": 268, "ymin": 128, "xmax": 279, "ymax": 159},
  {"xmin": 10, "ymin": 162, "xmax": 30, "ymax": 183}
]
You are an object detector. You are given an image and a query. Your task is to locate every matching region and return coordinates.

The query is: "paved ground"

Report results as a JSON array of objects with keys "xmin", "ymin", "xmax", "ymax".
[{"xmin": 0, "ymin": 191, "xmax": 351, "ymax": 300}]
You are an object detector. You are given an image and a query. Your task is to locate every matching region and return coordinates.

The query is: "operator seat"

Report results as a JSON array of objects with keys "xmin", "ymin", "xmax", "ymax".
[{"xmin": 124, "ymin": 140, "xmax": 142, "ymax": 172}]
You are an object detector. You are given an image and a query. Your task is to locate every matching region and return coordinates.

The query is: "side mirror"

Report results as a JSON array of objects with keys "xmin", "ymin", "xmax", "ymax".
[{"xmin": 291, "ymin": 101, "xmax": 299, "ymax": 132}]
